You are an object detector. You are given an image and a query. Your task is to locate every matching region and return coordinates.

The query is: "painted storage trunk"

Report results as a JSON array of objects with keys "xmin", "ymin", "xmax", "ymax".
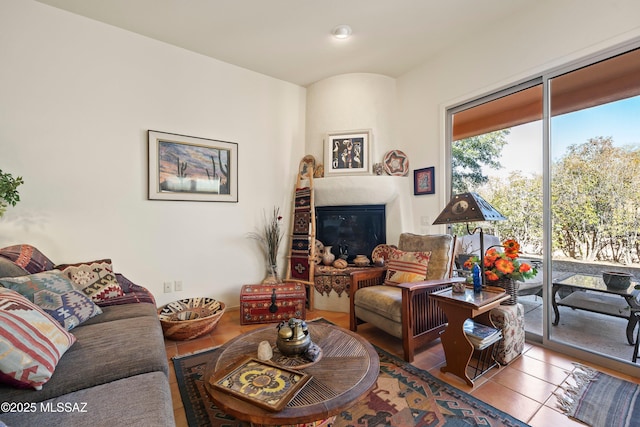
[{"xmin": 240, "ymin": 283, "xmax": 306, "ymax": 325}]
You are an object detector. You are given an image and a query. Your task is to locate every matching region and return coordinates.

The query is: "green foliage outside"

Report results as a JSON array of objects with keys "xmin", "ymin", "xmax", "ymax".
[
  {"xmin": 451, "ymin": 130, "xmax": 509, "ymax": 194},
  {"xmin": 550, "ymin": 137, "xmax": 640, "ymax": 263},
  {"xmin": 0, "ymin": 169, "xmax": 23, "ymax": 218},
  {"xmin": 452, "ymin": 135, "xmax": 640, "ymax": 265}
]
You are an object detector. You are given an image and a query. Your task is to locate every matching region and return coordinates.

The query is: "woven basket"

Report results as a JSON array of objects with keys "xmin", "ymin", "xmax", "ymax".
[
  {"xmin": 158, "ymin": 297, "xmax": 225, "ymax": 340},
  {"xmin": 494, "ymin": 278, "xmax": 518, "ymax": 305}
]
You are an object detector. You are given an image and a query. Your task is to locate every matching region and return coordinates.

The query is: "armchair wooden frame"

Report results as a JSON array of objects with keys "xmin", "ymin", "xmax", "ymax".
[{"xmin": 349, "ymin": 268, "xmax": 465, "ymax": 362}]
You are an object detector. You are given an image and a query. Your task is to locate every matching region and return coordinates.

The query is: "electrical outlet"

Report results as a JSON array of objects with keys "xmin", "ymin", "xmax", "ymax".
[
  {"xmin": 175, "ymin": 280, "xmax": 183, "ymax": 291},
  {"xmin": 164, "ymin": 281, "xmax": 172, "ymax": 293}
]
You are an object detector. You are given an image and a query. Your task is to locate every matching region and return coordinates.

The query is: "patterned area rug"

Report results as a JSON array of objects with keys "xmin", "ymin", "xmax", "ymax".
[
  {"xmin": 557, "ymin": 363, "xmax": 640, "ymax": 427},
  {"xmin": 174, "ymin": 335, "xmax": 529, "ymax": 426}
]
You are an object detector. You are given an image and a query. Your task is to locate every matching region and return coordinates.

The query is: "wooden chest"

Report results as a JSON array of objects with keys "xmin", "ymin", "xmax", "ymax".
[{"xmin": 240, "ymin": 283, "xmax": 306, "ymax": 325}]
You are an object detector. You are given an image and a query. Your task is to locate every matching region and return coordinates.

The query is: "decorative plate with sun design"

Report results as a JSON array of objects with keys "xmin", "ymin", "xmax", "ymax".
[{"xmin": 209, "ymin": 357, "xmax": 311, "ymax": 411}]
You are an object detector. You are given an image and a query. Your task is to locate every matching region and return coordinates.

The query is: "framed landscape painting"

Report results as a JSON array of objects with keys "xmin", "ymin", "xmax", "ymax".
[
  {"xmin": 324, "ymin": 130, "xmax": 371, "ymax": 175},
  {"xmin": 148, "ymin": 130, "xmax": 238, "ymax": 202},
  {"xmin": 414, "ymin": 166, "xmax": 435, "ymax": 195}
]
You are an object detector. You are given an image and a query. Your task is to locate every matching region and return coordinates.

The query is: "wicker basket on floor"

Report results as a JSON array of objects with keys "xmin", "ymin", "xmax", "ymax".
[{"xmin": 158, "ymin": 297, "xmax": 225, "ymax": 340}]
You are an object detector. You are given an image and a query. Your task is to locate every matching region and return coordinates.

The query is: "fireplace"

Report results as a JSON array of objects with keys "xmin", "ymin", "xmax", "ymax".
[{"xmin": 315, "ymin": 205, "xmax": 385, "ymax": 263}]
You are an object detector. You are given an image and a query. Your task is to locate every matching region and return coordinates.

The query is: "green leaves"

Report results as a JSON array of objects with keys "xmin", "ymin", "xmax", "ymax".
[
  {"xmin": 452, "ymin": 130, "xmax": 510, "ymax": 193},
  {"xmin": 0, "ymin": 169, "xmax": 24, "ymax": 217}
]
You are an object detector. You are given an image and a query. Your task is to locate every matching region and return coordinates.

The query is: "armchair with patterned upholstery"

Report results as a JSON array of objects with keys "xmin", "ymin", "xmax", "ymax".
[{"xmin": 349, "ymin": 233, "xmax": 460, "ymax": 362}]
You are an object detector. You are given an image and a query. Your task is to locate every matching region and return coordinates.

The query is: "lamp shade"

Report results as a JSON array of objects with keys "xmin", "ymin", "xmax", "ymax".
[{"xmin": 432, "ymin": 192, "xmax": 506, "ymax": 225}]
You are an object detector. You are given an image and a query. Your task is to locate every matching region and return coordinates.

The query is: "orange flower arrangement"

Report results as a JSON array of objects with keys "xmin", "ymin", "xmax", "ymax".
[{"xmin": 464, "ymin": 239, "xmax": 537, "ymax": 282}]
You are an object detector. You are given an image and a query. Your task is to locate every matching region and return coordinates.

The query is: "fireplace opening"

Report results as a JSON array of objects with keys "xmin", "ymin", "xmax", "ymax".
[{"xmin": 315, "ymin": 205, "xmax": 386, "ymax": 263}]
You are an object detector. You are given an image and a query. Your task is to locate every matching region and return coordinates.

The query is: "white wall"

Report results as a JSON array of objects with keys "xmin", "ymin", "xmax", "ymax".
[
  {"xmin": 305, "ymin": 73, "xmax": 413, "ymax": 244},
  {"xmin": 396, "ymin": 0, "xmax": 640, "ymax": 235},
  {"xmin": 3, "ymin": 0, "xmax": 640, "ymax": 310},
  {"xmin": 0, "ymin": 0, "xmax": 306, "ymax": 307}
]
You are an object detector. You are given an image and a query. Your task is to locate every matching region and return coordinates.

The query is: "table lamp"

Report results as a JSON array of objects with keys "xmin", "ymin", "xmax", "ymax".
[{"xmin": 432, "ymin": 192, "xmax": 506, "ymax": 286}]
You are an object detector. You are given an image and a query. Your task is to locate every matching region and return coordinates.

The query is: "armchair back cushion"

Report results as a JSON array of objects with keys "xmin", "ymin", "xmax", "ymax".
[{"xmin": 397, "ymin": 233, "xmax": 454, "ymax": 280}]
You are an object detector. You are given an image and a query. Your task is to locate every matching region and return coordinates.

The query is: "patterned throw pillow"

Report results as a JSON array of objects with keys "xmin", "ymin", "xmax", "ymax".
[
  {"xmin": 0, "ymin": 270, "xmax": 102, "ymax": 330},
  {"xmin": 55, "ymin": 259, "xmax": 124, "ymax": 303},
  {"xmin": 0, "ymin": 244, "xmax": 56, "ymax": 274},
  {"xmin": 384, "ymin": 248, "xmax": 431, "ymax": 285},
  {"xmin": 0, "ymin": 288, "xmax": 76, "ymax": 390}
]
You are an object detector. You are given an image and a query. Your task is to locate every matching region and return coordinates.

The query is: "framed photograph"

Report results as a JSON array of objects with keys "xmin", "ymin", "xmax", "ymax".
[
  {"xmin": 324, "ymin": 130, "xmax": 371, "ymax": 175},
  {"xmin": 148, "ymin": 130, "xmax": 238, "ymax": 202},
  {"xmin": 208, "ymin": 357, "xmax": 311, "ymax": 412},
  {"xmin": 414, "ymin": 166, "xmax": 435, "ymax": 195}
]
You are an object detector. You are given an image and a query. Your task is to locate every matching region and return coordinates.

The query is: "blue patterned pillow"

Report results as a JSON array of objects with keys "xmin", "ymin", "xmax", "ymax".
[{"xmin": 0, "ymin": 270, "xmax": 102, "ymax": 330}]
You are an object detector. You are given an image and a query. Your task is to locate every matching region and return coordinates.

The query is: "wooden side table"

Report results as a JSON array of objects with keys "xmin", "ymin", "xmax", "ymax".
[
  {"xmin": 431, "ymin": 286, "xmax": 509, "ymax": 386},
  {"xmin": 204, "ymin": 322, "xmax": 379, "ymax": 426}
]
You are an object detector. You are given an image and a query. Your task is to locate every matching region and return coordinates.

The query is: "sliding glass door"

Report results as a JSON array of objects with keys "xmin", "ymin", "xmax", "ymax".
[
  {"xmin": 447, "ymin": 43, "xmax": 640, "ymax": 369},
  {"xmin": 449, "ymin": 83, "xmax": 544, "ymax": 338},
  {"xmin": 548, "ymin": 47, "xmax": 640, "ymax": 363}
]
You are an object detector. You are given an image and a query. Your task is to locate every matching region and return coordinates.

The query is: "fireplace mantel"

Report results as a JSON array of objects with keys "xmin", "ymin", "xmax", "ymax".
[{"xmin": 313, "ymin": 176, "xmax": 406, "ymax": 207}]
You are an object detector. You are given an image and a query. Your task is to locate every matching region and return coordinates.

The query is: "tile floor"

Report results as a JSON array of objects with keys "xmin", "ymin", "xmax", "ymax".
[{"xmin": 165, "ymin": 309, "xmax": 640, "ymax": 427}]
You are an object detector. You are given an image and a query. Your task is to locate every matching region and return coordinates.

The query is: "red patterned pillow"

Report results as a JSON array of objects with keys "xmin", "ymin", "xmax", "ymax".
[
  {"xmin": 384, "ymin": 248, "xmax": 431, "ymax": 285},
  {"xmin": 56, "ymin": 259, "xmax": 125, "ymax": 303},
  {"xmin": 0, "ymin": 288, "xmax": 76, "ymax": 390},
  {"xmin": 0, "ymin": 244, "xmax": 55, "ymax": 274}
]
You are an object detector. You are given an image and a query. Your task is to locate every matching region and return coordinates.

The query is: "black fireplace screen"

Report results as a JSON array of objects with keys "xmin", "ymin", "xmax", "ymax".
[{"xmin": 315, "ymin": 205, "xmax": 386, "ymax": 263}]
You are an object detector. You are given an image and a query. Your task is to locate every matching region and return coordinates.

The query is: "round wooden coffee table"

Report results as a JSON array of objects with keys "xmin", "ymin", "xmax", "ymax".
[{"xmin": 204, "ymin": 322, "xmax": 379, "ymax": 426}]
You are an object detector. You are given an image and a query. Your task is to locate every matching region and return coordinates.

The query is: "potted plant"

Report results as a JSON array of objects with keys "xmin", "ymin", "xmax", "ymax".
[
  {"xmin": 464, "ymin": 239, "xmax": 538, "ymax": 304},
  {"xmin": 248, "ymin": 206, "xmax": 283, "ymax": 284},
  {"xmin": 0, "ymin": 169, "xmax": 24, "ymax": 217}
]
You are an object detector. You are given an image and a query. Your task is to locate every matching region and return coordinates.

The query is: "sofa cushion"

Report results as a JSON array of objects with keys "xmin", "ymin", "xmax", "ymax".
[
  {"xmin": 384, "ymin": 248, "xmax": 431, "ymax": 285},
  {"xmin": 0, "ymin": 372, "xmax": 175, "ymax": 427},
  {"xmin": 55, "ymin": 259, "xmax": 124, "ymax": 303},
  {"xmin": 0, "ymin": 288, "xmax": 76, "ymax": 390},
  {"xmin": 0, "ymin": 270, "xmax": 102, "ymax": 330},
  {"xmin": 0, "ymin": 312, "xmax": 169, "ymax": 404},
  {"xmin": 0, "ymin": 244, "xmax": 55, "ymax": 274},
  {"xmin": 77, "ymin": 302, "xmax": 158, "ymax": 327}
]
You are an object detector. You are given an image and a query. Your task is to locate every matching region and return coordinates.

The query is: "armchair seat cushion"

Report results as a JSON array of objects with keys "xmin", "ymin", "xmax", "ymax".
[{"xmin": 353, "ymin": 285, "xmax": 401, "ymax": 323}]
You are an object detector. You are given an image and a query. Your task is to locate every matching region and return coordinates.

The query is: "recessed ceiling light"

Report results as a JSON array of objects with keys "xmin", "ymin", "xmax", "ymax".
[{"xmin": 332, "ymin": 24, "xmax": 352, "ymax": 40}]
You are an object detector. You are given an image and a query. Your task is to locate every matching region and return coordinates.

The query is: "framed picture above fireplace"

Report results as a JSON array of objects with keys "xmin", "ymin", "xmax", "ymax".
[{"xmin": 324, "ymin": 129, "xmax": 371, "ymax": 176}]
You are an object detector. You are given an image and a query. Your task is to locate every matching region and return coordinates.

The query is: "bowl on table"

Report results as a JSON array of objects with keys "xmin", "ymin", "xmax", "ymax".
[{"xmin": 602, "ymin": 271, "xmax": 632, "ymax": 290}]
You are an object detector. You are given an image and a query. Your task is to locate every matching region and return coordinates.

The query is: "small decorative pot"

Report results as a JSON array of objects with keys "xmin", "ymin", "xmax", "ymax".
[
  {"xmin": 322, "ymin": 246, "xmax": 335, "ymax": 266},
  {"xmin": 332, "ymin": 258, "xmax": 348, "ymax": 269},
  {"xmin": 353, "ymin": 255, "xmax": 370, "ymax": 267}
]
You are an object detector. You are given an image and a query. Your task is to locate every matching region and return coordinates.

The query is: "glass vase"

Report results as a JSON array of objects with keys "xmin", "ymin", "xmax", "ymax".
[{"xmin": 262, "ymin": 264, "xmax": 282, "ymax": 285}]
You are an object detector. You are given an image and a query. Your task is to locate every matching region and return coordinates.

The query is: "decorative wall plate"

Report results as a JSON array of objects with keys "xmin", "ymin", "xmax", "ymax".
[
  {"xmin": 372, "ymin": 244, "xmax": 398, "ymax": 263},
  {"xmin": 383, "ymin": 150, "xmax": 409, "ymax": 176}
]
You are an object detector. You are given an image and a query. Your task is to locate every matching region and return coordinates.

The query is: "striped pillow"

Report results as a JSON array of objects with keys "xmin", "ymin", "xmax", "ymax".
[
  {"xmin": 384, "ymin": 249, "xmax": 431, "ymax": 285},
  {"xmin": 0, "ymin": 288, "xmax": 76, "ymax": 390}
]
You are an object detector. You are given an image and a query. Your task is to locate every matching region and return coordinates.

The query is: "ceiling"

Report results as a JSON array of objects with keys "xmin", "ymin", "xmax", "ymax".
[{"xmin": 36, "ymin": 0, "xmax": 534, "ymax": 87}]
